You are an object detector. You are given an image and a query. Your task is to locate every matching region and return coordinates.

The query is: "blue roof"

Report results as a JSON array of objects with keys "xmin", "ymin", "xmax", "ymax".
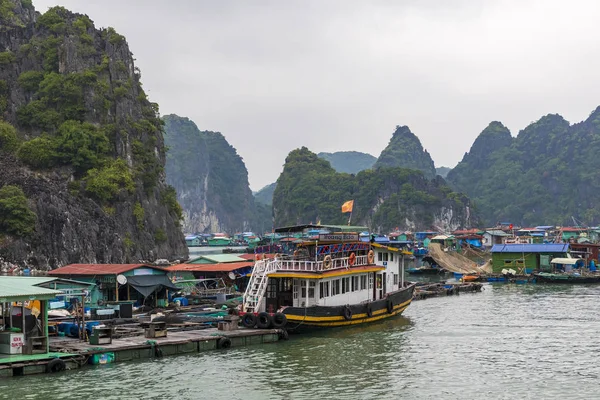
[{"xmin": 491, "ymin": 244, "xmax": 569, "ymax": 253}]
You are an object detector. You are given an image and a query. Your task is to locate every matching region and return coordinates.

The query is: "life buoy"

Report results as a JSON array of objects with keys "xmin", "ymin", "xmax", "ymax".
[
  {"xmin": 217, "ymin": 337, "xmax": 232, "ymax": 349},
  {"xmin": 241, "ymin": 313, "xmax": 257, "ymax": 328},
  {"xmin": 323, "ymin": 255, "xmax": 332, "ymax": 270},
  {"xmin": 348, "ymin": 252, "xmax": 356, "ymax": 266},
  {"xmin": 46, "ymin": 358, "xmax": 66, "ymax": 373},
  {"xmin": 255, "ymin": 254, "xmax": 262, "ymax": 261},
  {"xmin": 386, "ymin": 299, "xmax": 394, "ymax": 314},
  {"xmin": 272, "ymin": 312, "xmax": 287, "ymax": 328},
  {"xmin": 343, "ymin": 305, "xmax": 352, "ymax": 321},
  {"xmin": 367, "ymin": 250, "xmax": 375, "ymax": 264},
  {"xmin": 366, "ymin": 303, "xmax": 373, "ymax": 318},
  {"xmin": 256, "ymin": 312, "xmax": 272, "ymax": 329}
]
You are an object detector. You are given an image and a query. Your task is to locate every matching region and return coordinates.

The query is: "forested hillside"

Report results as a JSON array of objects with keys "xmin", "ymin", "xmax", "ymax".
[
  {"xmin": 447, "ymin": 109, "xmax": 600, "ymax": 226},
  {"xmin": 163, "ymin": 115, "xmax": 271, "ymax": 233},
  {"xmin": 273, "ymin": 147, "xmax": 473, "ymax": 232},
  {"xmin": 317, "ymin": 151, "xmax": 376, "ymax": 174},
  {"xmin": 374, "ymin": 125, "xmax": 436, "ymax": 178},
  {"xmin": 0, "ymin": 1, "xmax": 187, "ymax": 268}
]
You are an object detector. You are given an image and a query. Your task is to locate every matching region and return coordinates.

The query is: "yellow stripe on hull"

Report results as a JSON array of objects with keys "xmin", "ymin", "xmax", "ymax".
[{"xmin": 284, "ymin": 298, "xmax": 412, "ymax": 325}]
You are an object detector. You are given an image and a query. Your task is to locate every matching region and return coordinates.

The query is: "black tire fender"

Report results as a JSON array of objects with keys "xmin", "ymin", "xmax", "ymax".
[
  {"xmin": 256, "ymin": 312, "xmax": 272, "ymax": 329},
  {"xmin": 343, "ymin": 305, "xmax": 352, "ymax": 321},
  {"xmin": 47, "ymin": 358, "xmax": 66, "ymax": 373},
  {"xmin": 386, "ymin": 299, "xmax": 394, "ymax": 314},
  {"xmin": 366, "ymin": 303, "xmax": 373, "ymax": 318},
  {"xmin": 272, "ymin": 312, "xmax": 287, "ymax": 328},
  {"xmin": 241, "ymin": 313, "xmax": 257, "ymax": 328},
  {"xmin": 217, "ymin": 337, "xmax": 232, "ymax": 349}
]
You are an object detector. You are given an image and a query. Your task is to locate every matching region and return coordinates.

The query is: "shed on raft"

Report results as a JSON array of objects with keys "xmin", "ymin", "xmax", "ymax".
[{"xmin": 490, "ymin": 243, "xmax": 570, "ymax": 273}]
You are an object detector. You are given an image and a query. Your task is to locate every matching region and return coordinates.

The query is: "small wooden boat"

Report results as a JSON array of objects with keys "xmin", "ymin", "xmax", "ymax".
[
  {"xmin": 406, "ymin": 267, "xmax": 445, "ymax": 275},
  {"xmin": 461, "ymin": 274, "xmax": 479, "ymax": 282},
  {"xmin": 532, "ymin": 272, "xmax": 600, "ymax": 284}
]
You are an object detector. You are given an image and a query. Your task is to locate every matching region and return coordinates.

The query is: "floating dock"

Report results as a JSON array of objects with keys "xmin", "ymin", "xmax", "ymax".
[
  {"xmin": 0, "ymin": 326, "xmax": 282, "ymax": 378},
  {"xmin": 413, "ymin": 282, "xmax": 483, "ymax": 301}
]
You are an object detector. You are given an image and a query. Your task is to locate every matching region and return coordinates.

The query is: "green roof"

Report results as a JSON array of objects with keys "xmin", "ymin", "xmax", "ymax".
[
  {"xmin": 187, "ymin": 254, "xmax": 246, "ymax": 264},
  {"xmin": 0, "ymin": 277, "xmax": 63, "ymax": 301}
]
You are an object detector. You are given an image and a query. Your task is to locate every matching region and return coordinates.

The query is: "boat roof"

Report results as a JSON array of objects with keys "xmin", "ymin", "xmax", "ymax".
[
  {"xmin": 550, "ymin": 258, "xmax": 579, "ymax": 265},
  {"xmin": 274, "ymin": 224, "xmax": 368, "ymax": 233}
]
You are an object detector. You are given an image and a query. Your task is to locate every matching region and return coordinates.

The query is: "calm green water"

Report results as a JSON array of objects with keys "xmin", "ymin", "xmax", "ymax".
[{"xmin": 2, "ymin": 283, "xmax": 599, "ymax": 399}]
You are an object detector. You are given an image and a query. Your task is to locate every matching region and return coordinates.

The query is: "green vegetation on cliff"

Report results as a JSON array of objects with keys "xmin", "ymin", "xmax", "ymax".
[
  {"xmin": 447, "ymin": 109, "xmax": 600, "ymax": 226},
  {"xmin": 163, "ymin": 114, "xmax": 271, "ymax": 233},
  {"xmin": 273, "ymin": 147, "xmax": 472, "ymax": 231},
  {"xmin": 374, "ymin": 125, "xmax": 436, "ymax": 178},
  {"xmin": 254, "ymin": 182, "xmax": 277, "ymax": 206},
  {"xmin": 0, "ymin": 1, "xmax": 187, "ymax": 266},
  {"xmin": 317, "ymin": 151, "xmax": 376, "ymax": 174},
  {"xmin": 0, "ymin": 185, "xmax": 36, "ymax": 237}
]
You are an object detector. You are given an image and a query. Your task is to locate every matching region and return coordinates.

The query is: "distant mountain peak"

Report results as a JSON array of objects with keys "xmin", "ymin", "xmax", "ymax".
[
  {"xmin": 373, "ymin": 125, "xmax": 436, "ymax": 178},
  {"xmin": 317, "ymin": 151, "xmax": 376, "ymax": 174}
]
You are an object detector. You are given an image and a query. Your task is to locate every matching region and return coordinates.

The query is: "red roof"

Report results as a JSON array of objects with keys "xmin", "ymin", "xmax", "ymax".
[
  {"xmin": 165, "ymin": 262, "xmax": 253, "ymax": 272},
  {"xmin": 453, "ymin": 229, "xmax": 480, "ymax": 235},
  {"xmin": 49, "ymin": 263, "xmax": 159, "ymax": 276}
]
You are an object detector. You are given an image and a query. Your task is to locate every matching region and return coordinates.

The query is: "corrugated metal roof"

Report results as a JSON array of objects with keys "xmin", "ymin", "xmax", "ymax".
[
  {"xmin": 49, "ymin": 263, "xmax": 158, "ymax": 275},
  {"xmin": 238, "ymin": 253, "xmax": 275, "ymax": 261},
  {"xmin": 485, "ymin": 230, "xmax": 510, "ymax": 237},
  {"xmin": 187, "ymin": 254, "xmax": 246, "ymax": 264},
  {"xmin": 166, "ymin": 262, "xmax": 253, "ymax": 272},
  {"xmin": 0, "ymin": 277, "xmax": 62, "ymax": 301},
  {"xmin": 491, "ymin": 244, "xmax": 569, "ymax": 253}
]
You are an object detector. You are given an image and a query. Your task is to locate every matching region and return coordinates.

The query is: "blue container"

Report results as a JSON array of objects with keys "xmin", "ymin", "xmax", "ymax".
[
  {"xmin": 173, "ymin": 297, "xmax": 189, "ymax": 306},
  {"xmin": 84, "ymin": 307, "xmax": 91, "ymax": 314},
  {"xmin": 58, "ymin": 322, "xmax": 73, "ymax": 333},
  {"xmin": 453, "ymin": 273, "xmax": 463, "ymax": 280}
]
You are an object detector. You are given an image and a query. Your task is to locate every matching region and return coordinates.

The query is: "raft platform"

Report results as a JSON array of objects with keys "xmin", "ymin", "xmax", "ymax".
[
  {"xmin": 413, "ymin": 282, "xmax": 483, "ymax": 301},
  {"xmin": 0, "ymin": 326, "xmax": 282, "ymax": 378},
  {"xmin": 49, "ymin": 326, "xmax": 282, "ymax": 364}
]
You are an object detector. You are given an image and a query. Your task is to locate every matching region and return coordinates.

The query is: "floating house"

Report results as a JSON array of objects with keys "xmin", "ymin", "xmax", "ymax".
[
  {"xmin": 208, "ymin": 234, "xmax": 232, "ymax": 246},
  {"xmin": 482, "ymin": 230, "xmax": 510, "ymax": 248},
  {"xmin": 185, "ymin": 235, "xmax": 202, "ymax": 247},
  {"xmin": 49, "ymin": 264, "xmax": 178, "ymax": 308},
  {"xmin": 0, "ymin": 277, "xmax": 91, "ymax": 376},
  {"xmin": 490, "ymin": 243, "xmax": 570, "ymax": 273}
]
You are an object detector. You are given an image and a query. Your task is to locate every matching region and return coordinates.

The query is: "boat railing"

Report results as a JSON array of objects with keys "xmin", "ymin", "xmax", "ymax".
[{"xmin": 269, "ymin": 254, "xmax": 370, "ymax": 273}]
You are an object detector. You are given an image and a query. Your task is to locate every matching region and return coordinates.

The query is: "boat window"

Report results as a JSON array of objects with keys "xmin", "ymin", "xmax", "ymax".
[
  {"xmin": 352, "ymin": 276, "xmax": 359, "ymax": 291},
  {"xmin": 342, "ymin": 277, "xmax": 350, "ymax": 294},
  {"xmin": 319, "ymin": 281, "xmax": 330, "ymax": 298},
  {"xmin": 383, "ymin": 253, "xmax": 388, "ymax": 262},
  {"xmin": 309, "ymin": 281, "xmax": 315, "ymax": 298},
  {"xmin": 378, "ymin": 252, "xmax": 383, "ymax": 262},
  {"xmin": 368, "ymin": 274, "xmax": 374, "ymax": 289},
  {"xmin": 394, "ymin": 274, "xmax": 398, "ymax": 285},
  {"xmin": 360, "ymin": 275, "xmax": 367, "ymax": 290},
  {"xmin": 390, "ymin": 253, "xmax": 394, "ymax": 262},
  {"xmin": 332, "ymin": 279, "xmax": 340, "ymax": 296}
]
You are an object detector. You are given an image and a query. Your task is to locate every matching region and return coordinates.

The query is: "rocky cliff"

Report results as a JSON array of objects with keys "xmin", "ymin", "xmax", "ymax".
[
  {"xmin": 0, "ymin": 1, "xmax": 187, "ymax": 268},
  {"xmin": 373, "ymin": 125, "xmax": 437, "ymax": 178},
  {"xmin": 163, "ymin": 114, "xmax": 271, "ymax": 234},
  {"xmin": 273, "ymin": 147, "xmax": 473, "ymax": 232}
]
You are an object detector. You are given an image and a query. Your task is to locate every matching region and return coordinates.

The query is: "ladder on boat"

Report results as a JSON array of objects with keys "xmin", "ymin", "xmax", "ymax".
[{"xmin": 243, "ymin": 259, "xmax": 278, "ymax": 313}]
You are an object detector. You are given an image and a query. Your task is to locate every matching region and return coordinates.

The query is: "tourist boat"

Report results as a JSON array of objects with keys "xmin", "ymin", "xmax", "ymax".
[{"xmin": 240, "ymin": 224, "xmax": 416, "ymax": 332}]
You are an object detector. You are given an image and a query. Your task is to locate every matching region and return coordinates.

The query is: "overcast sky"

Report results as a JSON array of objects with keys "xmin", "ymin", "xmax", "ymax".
[{"xmin": 34, "ymin": 0, "xmax": 600, "ymax": 190}]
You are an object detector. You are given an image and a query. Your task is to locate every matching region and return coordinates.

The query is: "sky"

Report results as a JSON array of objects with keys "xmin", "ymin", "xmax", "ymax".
[{"xmin": 33, "ymin": 0, "xmax": 600, "ymax": 190}]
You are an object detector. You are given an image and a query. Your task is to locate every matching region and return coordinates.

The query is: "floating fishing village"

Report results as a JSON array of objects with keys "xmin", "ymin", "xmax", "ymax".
[
  {"xmin": 3, "ymin": 219, "xmax": 599, "ymax": 378},
  {"xmin": 3, "ymin": 0, "xmax": 600, "ymax": 398}
]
